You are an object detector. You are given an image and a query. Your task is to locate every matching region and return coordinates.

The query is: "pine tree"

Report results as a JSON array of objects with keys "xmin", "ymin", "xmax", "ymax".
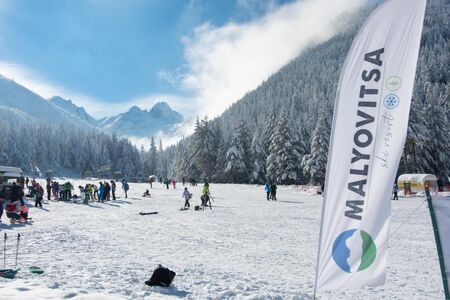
[
  {"xmin": 223, "ymin": 120, "xmax": 251, "ymax": 183},
  {"xmin": 249, "ymin": 127, "xmax": 267, "ymax": 184},
  {"xmin": 301, "ymin": 104, "xmax": 330, "ymax": 185},
  {"xmin": 190, "ymin": 117, "xmax": 218, "ymax": 181},
  {"xmin": 266, "ymin": 116, "xmax": 302, "ymax": 184}
]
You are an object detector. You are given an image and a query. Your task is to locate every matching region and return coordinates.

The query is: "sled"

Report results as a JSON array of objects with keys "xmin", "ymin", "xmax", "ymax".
[
  {"xmin": 139, "ymin": 212, "xmax": 158, "ymax": 215},
  {"xmin": 29, "ymin": 266, "xmax": 44, "ymax": 275},
  {"xmin": 0, "ymin": 268, "xmax": 19, "ymax": 279}
]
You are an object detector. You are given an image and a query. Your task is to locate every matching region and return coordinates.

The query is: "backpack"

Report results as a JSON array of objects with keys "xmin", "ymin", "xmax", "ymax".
[{"xmin": 145, "ymin": 266, "xmax": 176, "ymax": 287}]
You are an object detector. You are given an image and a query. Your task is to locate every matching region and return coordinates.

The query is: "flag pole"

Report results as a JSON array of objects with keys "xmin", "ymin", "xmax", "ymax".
[{"xmin": 425, "ymin": 186, "xmax": 450, "ymax": 300}]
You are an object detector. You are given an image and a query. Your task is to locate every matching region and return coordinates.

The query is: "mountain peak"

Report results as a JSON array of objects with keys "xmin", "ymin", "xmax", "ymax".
[{"xmin": 128, "ymin": 105, "xmax": 143, "ymax": 113}]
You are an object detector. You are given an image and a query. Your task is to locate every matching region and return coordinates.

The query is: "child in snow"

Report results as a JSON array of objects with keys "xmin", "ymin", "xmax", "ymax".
[
  {"xmin": 34, "ymin": 184, "xmax": 44, "ymax": 207},
  {"xmin": 182, "ymin": 187, "xmax": 192, "ymax": 209}
]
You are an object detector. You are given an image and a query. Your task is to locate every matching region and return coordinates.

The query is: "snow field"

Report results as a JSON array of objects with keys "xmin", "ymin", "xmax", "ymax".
[{"xmin": 0, "ymin": 179, "xmax": 444, "ymax": 299}]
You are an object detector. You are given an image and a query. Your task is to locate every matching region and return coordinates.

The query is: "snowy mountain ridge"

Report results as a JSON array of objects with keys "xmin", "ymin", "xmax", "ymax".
[{"xmin": 0, "ymin": 75, "xmax": 184, "ymax": 141}]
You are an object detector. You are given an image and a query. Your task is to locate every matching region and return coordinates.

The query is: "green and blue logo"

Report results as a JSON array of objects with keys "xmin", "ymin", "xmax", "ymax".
[{"xmin": 332, "ymin": 229, "xmax": 377, "ymax": 273}]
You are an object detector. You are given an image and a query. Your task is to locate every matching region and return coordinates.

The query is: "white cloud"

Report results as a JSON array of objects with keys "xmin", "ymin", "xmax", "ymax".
[{"xmin": 180, "ymin": 0, "xmax": 365, "ymax": 118}]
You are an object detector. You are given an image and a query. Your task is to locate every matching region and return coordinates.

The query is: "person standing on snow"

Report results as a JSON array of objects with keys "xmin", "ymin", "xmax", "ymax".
[
  {"xmin": 392, "ymin": 183, "xmax": 399, "ymax": 200},
  {"xmin": 105, "ymin": 181, "xmax": 111, "ymax": 201},
  {"xmin": 122, "ymin": 179, "xmax": 129, "ymax": 198},
  {"xmin": 172, "ymin": 179, "xmax": 176, "ymax": 189},
  {"xmin": 182, "ymin": 187, "xmax": 192, "ymax": 209},
  {"xmin": 111, "ymin": 180, "xmax": 116, "ymax": 200},
  {"xmin": 46, "ymin": 177, "xmax": 52, "ymax": 200},
  {"xmin": 99, "ymin": 182, "xmax": 105, "ymax": 202},
  {"xmin": 34, "ymin": 184, "xmax": 44, "ymax": 207},
  {"xmin": 264, "ymin": 183, "xmax": 272, "ymax": 201},
  {"xmin": 165, "ymin": 179, "xmax": 170, "ymax": 190},
  {"xmin": 202, "ymin": 182, "xmax": 210, "ymax": 196},
  {"xmin": 270, "ymin": 183, "xmax": 277, "ymax": 201},
  {"xmin": 25, "ymin": 177, "xmax": 29, "ymax": 190}
]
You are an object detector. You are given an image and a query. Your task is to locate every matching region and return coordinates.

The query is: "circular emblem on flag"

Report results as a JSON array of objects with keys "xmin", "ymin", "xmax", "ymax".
[
  {"xmin": 332, "ymin": 229, "xmax": 377, "ymax": 273},
  {"xmin": 386, "ymin": 76, "xmax": 402, "ymax": 91},
  {"xmin": 383, "ymin": 94, "xmax": 400, "ymax": 109}
]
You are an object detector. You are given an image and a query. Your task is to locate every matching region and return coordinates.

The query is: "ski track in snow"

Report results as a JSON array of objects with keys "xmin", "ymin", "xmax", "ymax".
[{"xmin": 0, "ymin": 180, "xmax": 444, "ymax": 299}]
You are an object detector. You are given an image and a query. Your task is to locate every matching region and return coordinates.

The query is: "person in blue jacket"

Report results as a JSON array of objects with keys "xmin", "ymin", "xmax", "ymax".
[{"xmin": 264, "ymin": 183, "xmax": 272, "ymax": 201}]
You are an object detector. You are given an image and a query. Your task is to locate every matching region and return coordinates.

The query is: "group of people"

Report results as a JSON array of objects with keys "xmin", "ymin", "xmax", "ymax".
[
  {"xmin": 181, "ymin": 182, "xmax": 211, "ymax": 210},
  {"xmin": 264, "ymin": 183, "xmax": 278, "ymax": 201},
  {"xmin": 78, "ymin": 180, "xmax": 118, "ymax": 203}
]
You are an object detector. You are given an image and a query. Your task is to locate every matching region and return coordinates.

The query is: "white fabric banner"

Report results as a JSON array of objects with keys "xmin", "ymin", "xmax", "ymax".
[
  {"xmin": 432, "ymin": 196, "xmax": 450, "ymax": 279},
  {"xmin": 315, "ymin": 0, "xmax": 426, "ymax": 291}
]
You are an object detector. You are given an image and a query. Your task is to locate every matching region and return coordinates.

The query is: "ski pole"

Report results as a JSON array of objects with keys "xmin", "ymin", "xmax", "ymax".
[
  {"xmin": 3, "ymin": 233, "xmax": 7, "ymax": 269},
  {"xmin": 14, "ymin": 233, "xmax": 20, "ymax": 269}
]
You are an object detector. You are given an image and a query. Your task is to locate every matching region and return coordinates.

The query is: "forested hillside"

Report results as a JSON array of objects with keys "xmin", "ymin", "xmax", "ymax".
[{"xmin": 165, "ymin": 0, "xmax": 449, "ymax": 185}]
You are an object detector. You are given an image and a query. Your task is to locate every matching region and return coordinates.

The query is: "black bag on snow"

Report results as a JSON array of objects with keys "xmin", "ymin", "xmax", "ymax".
[{"xmin": 145, "ymin": 265, "xmax": 176, "ymax": 287}]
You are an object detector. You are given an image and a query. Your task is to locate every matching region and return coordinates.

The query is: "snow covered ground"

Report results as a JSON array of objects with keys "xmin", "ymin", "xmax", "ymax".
[{"xmin": 0, "ymin": 180, "xmax": 445, "ymax": 299}]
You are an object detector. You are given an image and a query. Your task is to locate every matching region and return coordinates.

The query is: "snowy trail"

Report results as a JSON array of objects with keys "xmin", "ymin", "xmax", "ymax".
[{"xmin": 0, "ymin": 180, "xmax": 444, "ymax": 299}]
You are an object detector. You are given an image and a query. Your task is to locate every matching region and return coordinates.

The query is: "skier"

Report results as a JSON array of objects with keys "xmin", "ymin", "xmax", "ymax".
[
  {"xmin": 111, "ymin": 180, "xmax": 116, "ymax": 200},
  {"xmin": 172, "ymin": 179, "xmax": 176, "ymax": 189},
  {"xmin": 182, "ymin": 178, "xmax": 185, "ymax": 186},
  {"xmin": 46, "ymin": 177, "xmax": 51, "ymax": 200},
  {"xmin": 34, "ymin": 184, "xmax": 44, "ymax": 208},
  {"xmin": 25, "ymin": 177, "xmax": 29, "ymax": 190},
  {"xmin": 143, "ymin": 189, "xmax": 151, "ymax": 197},
  {"xmin": 93, "ymin": 184, "xmax": 98, "ymax": 200},
  {"xmin": 165, "ymin": 179, "xmax": 170, "ymax": 190},
  {"xmin": 392, "ymin": 183, "xmax": 399, "ymax": 200},
  {"xmin": 84, "ymin": 184, "xmax": 91, "ymax": 202},
  {"xmin": 270, "ymin": 183, "xmax": 277, "ymax": 201},
  {"xmin": 182, "ymin": 187, "xmax": 192, "ymax": 209},
  {"xmin": 122, "ymin": 179, "xmax": 129, "ymax": 198},
  {"xmin": 99, "ymin": 182, "xmax": 105, "ymax": 202},
  {"xmin": 78, "ymin": 185, "xmax": 85, "ymax": 203},
  {"xmin": 105, "ymin": 181, "xmax": 111, "ymax": 201},
  {"xmin": 202, "ymin": 182, "xmax": 210, "ymax": 196},
  {"xmin": 264, "ymin": 183, "xmax": 272, "ymax": 201}
]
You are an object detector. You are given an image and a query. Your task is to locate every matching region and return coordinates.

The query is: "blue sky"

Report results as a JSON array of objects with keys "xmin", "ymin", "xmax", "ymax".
[
  {"xmin": 0, "ymin": 0, "xmax": 365, "ymax": 119},
  {"xmin": 0, "ymin": 0, "xmax": 292, "ymax": 113}
]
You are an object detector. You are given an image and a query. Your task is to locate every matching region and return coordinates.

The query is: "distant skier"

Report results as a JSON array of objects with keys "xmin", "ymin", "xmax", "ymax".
[
  {"xmin": 165, "ymin": 179, "xmax": 170, "ymax": 190},
  {"xmin": 143, "ymin": 189, "xmax": 151, "ymax": 197},
  {"xmin": 182, "ymin": 178, "xmax": 185, "ymax": 186},
  {"xmin": 25, "ymin": 177, "xmax": 29, "ymax": 189},
  {"xmin": 105, "ymin": 181, "xmax": 111, "ymax": 201},
  {"xmin": 122, "ymin": 179, "xmax": 129, "ymax": 198},
  {"xmin": 172, "ymin": 179, "xmax": 176, "ymax": 189},
  {"xmin": 392, "ymin": 183, "xmax": 399, "ymax": 200},
  {"xmin": 46, "ymin": 177, "xmax": 52, "ymax": 200},
  {"xmin": 111, "ymin": 180, "xmax": 116, "ymax": 200},
  {"xmin": 270, "ymin": 183, "xmax": 277, "ymax": 201},
  {"xmin": 264, "ymin": 183, "xmax": 272, "ymax": 201},
  {"xmin": 99, "ymin": 182, "xmax": 105, "ymax": 202},
  {"xmin": 182, "ymin": 187, "xmax": 192, "ymax": 209},
  {"xmin": 202, "ymin": 182, "xmax": 210, "ymax": 196},
  {"xmin": 34, "ymin": 184, "xmax": 44, "ymax": 208}
]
